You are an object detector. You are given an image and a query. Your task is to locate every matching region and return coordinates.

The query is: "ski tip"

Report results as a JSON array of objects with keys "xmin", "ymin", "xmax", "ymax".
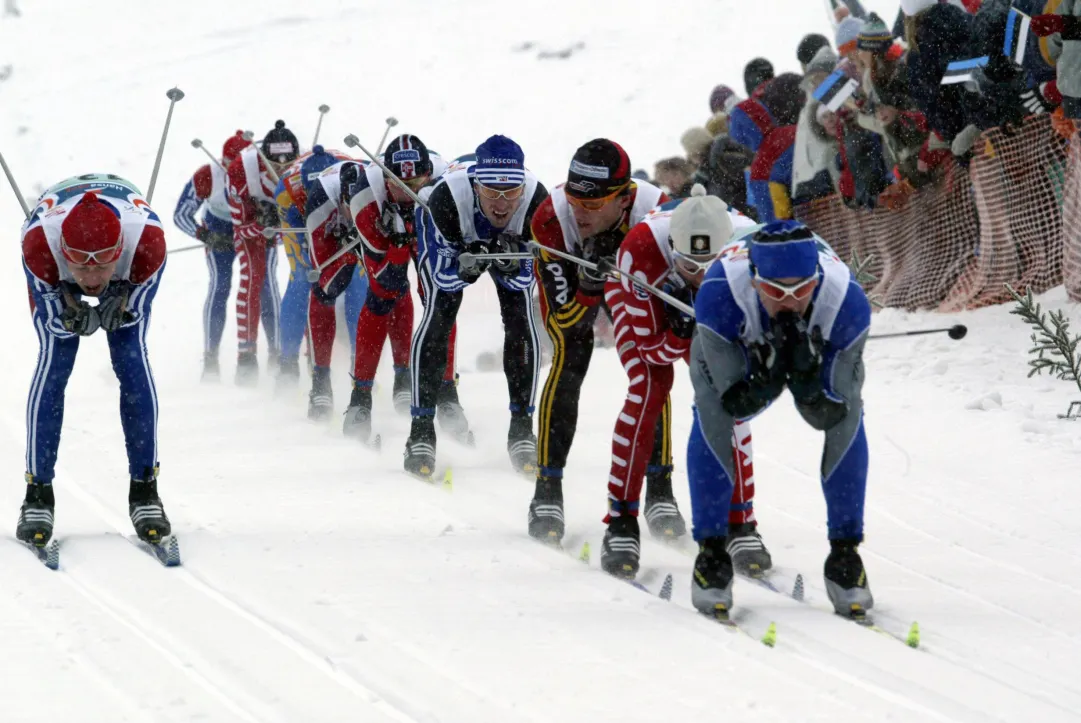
[
  {"xmin": 372, "ymin": 434, "xmax": 382, "ymax": 452},
  {"xmin": 761, "ymin": 621, "xmax": 777, "ymax": 648},
  {"xmin": 658, "ymin": 574, "xmax": 674, "ymax": 601},
  {"xmin": 578, "ymin": 541, "xmax": 591, "ymax": 564},
  {"xmin": 792, "ymin": 573, "xmax": 805, "ymax": 602},
  {"xmin": 442, "ymin": 468, "xmax": 453, "ymax": 492},
  {"xmin": 906, "ymin": 621, "xmax": 920, "ymax": 648}
]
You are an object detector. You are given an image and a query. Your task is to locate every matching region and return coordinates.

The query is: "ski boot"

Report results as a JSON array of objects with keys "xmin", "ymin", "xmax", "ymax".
[
  {"xmin": 275, "ymin": 355, "xmax": 301, "ymax": 394},
  {"xmin": 201, "ymin": 352, "xmax": 220, "ymax": 383},
  {"xmin": 129, "ymin": 471, "xmax": 171, "ymax": 545},
  {"xmin": 507, "ymin": 411, "xmax": 536, "ymax": 476},
  {"xmin": 642, "ymin": 465, "xmax": 687, "ymax": 540},
  {"xmin": 404, "ymin": 416, "xmax": 437, "ymax": 481},
  {"xmin": 824, "ymin": 539, "xmax": 874, "ymax": 618},
  {"xmin": 265, "ymin": 348, "xmax": 280, "ymax": 378},
  {"xmin": 392, "ymin": 366, "xmax": 411, "ymax": 416},
  {"xmin": 691, "ymin": 536, "xmax": 735, "ymax": 619},
  {"xmin": 527, "ymin": 473, "xmax": 564, "ymax": 545},
  {"xmin": 342, "ymin": 385, "xmax": 375, "ymax": 445},
  {"xmin": 235, "ymin": 351, "xmax": 259, "ymax": 387},
  {"xmin": 308, "ymin": 366, "xmax": 333, "ymax": 421},
  {"xmin": 600, "ymin": 505, "xmax": 641, "ymax": 579},
  {"xmin": 436, "ymin": 380, "xmax": 474, "ymax": 446},
  {"xmin": 726, "ymin": 522, "xmax": 773, "ymax": 578},
  {"xmin": 16, "ymin": 478, "xmax": 55, "ymax": 547}
]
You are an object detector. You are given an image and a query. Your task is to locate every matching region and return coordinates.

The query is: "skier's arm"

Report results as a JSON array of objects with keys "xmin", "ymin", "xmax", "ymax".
[
  {"xmin": 496, "ymin": 182, "xmax": 548, "ymax": 292},
  {"xmin": 173, "ymin": 176, "xmax": 204, "ymax": 239},
  {"xmin": 531, "ymin": 199, "xmax": 587, "ymax": 329},
  {"xmin": 419, "ymin": 182, "xmax": 471, "ymax": 292},
  {"xmin": 22, "ymin": 227, "xmax": 74, "ymax": 339},
  {"xmin": 119, "ymin": 225, "xmax": 168, "ymax": 328},
  {"xmin": 688, "ymin": 329, "xmax": 745, "ymax": 480}
]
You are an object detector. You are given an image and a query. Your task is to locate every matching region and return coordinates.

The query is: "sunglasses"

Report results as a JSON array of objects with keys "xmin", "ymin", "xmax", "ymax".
[
  {"xmin": 567, "ymin": 182, "xmax": 630, "ymax": 211},
  {"xmin": 673, "ymin": 251, "xmax": 716, "ymax": 275},
  {"xmin": 754, "ymin": 273, "xmax": 818, "ymax": 302},
  {"xmin": 398, "ymin": 174, "xmax": 430, "ymax": 192},
  {"xmin": 476, "ymin": 183, "xmax": 526, "ymax": 202},
  {"xmin": 62, "ymin": 236, "xmax": 122, "ymax": 266}
]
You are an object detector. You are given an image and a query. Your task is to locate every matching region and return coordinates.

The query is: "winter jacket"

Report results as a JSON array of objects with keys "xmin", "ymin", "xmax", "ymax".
[
  {"xmin": 703, "ymin": 134, "xmax": 757, "ymax": 218},
  {"xmin": 748, "ymin": 125, "xmax": 797, "ymax": 222},
  {"xmin": 792, "ymin": 100, "xmax": 840, "ymax": 204},
  {"xmin": 907, "ymin": 3, "xmax": 975, "ymax": 142},
  {"xmin": 728, "ymin": 98, "xmax": 775, "ymax": 154},
  {"xmin": 1050, "ymin": 0, "xmax": 1081, "ymax": 118}
]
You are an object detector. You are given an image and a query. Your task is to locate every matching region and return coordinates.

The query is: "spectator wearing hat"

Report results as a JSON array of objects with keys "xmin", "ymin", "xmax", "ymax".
[
  {"xmin": 835, "ymin": 16, "xmax": 866, "ymax": 65},
  {"xmin": 681, "ymin": 126, "xmax": 714, "ymax": 169},
  {"xmin": 709, "ymin": 84, "xmax": 742, "ymax": 114},
  {"xmin": 748, "ymin": 73, "xmax": 806, "ymax": 222},
  {"xmin": 902, "ymin": 0, "xmax": 974, "ymax": 143},
  {"xmin": 793, "ymin": 47, "xmax": 843, "ymax": 204},
  {"xmin": 743, "ymin": 57, "xmax": 775, "ymax": 98},
  {"xmin": 797, "ymin": 33, "xmax": 832, "ymax": 72},
  {"xmin": 654, "ymin": 157, "xmax": 697, "ymax": 198}
]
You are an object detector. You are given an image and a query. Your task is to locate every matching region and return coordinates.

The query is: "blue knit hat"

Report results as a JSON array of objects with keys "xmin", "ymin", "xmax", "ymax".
[
  {"xmin": 300, "ymin": 145, "xmax": 339, "ymax": 193},
  {"xmin": 474, "ymin": 135, "xmax": 526, "ymax": 187},
  {"xmin": 748, "ymin": 221, "xmax": 820, "ymax": 279}
]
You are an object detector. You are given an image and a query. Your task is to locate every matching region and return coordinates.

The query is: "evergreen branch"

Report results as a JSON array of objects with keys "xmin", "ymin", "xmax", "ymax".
[{"xmin": 1006, "ymin": 283, "xmax": 1081, "ymax": 393}]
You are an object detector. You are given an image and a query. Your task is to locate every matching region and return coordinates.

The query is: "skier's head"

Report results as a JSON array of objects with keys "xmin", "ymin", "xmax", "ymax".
[
  {"xmin": 565, "ymin": 138, "xmax": 633, "ymax": 239},
  {"xmin": 262, "ymin": 120, "xmax": 300, "ymax": 173},
  {"xmin": 383, "ymin": 134, "xmax": 433, "ymax": 204},
  {"xmin": 222, "ymin": 130, "xmax": 249, "ymax": 165},
  {"xmin": 748, "ymin": 220, "xmax": 821, "ymax": 317},
  {"xmin": 473, "ymin": 135, "xmax": 526, "ymax": 229},
  {"xmin": 299, "ymin": 145, "xmax": 341, "ymax": 194},
  {"xmin": 668, "ymin": 184, "xmax": 733, "ymax": 288},
  {"xmin": 60, "ymin": 192, "xmax": 123, "ymax": 295}
]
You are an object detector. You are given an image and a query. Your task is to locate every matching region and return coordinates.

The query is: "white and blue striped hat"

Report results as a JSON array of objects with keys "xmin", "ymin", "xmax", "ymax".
[{"xmin": 474, "ymin": 135, "xmax": 526, "ymax": 187}]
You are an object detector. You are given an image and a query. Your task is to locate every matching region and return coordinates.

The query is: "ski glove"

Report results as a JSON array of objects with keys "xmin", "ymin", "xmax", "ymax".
[
  {"xmin": 664, "ymin": 284, "xmax": 696, "ymax": 339},
  {"xmin": 577, "ymin": 259, "xmax": 610, "ymax": 298},
  {"xmin": 772, "ymin": 312, "xmax": 850, "ymax": 430},
  {"xmin": 582, "ymin": 229, "xmax": 625, "ymax": 263},
  {"xmin": 379, "ymin": 202, "xmax": 413, "ymax": 247},
  {"xmin": 97, "ymin": 282, "xmax": 135, "ymax": 332},
  {"xmin": 256, "ymin": 200, "xmax": 279, "ymax": 230},
  {"xmin": 720, "ymin": 342, "xmax": 787, "ymax": 419},
  {"xmin": 491, "ymin": 233, "xmax": 524, "ymax": 275},
  {"xmin": 458, "ymin": 240, "xmax": 492, "ymax": 283},
  {"xmin": 1031, "ymin": 14, "xmax": 1081, "ymax": 39},
  {"xmin": 61, "ymin": 300, "xmax": 101, "ymax": 336}
]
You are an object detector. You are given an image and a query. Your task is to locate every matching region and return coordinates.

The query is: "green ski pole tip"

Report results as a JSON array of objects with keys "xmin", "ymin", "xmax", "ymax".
[
  {"xmin": 761, "ymin": 622, "xmax": 777, "ymax": 648},
  {"xmin": 578, "ymin": 542, "xmax": 590, "ymax": 563},
  {"xmin": 906, "ymin": 621, "xmax": 920, "ymax": 648}
]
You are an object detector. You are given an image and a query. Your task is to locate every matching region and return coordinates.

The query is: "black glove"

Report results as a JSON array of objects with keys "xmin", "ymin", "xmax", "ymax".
[
  {"xmin": 577, "ymin": 260, "xmax": 610, "ymax": 298},
  {"xmin": 203, "ymin": 231, "xmax": 234, "ymax": 252},
  {"xmin": 582, "ymin": 229, "xmax": 625, "ymax": 263},
  {"xmin": 721, "ymin": 342, "xmax": 787, "ymax": 418},
  {"xmin": 772, "ymin": 312, "xmax": 849, "ymax": 430},
  {"xmin": 458, "ymin": 240, "xmax": 492, "ymax": 283},
  {"xmin": 331, "ymin": 220, "xmax": 359, "ymax": 248},
  {"xmin": 378, "ymin": 201, "xmax": 412, "ymax": 246},
  {"xmin": 96, "ymin": 281, "xmax": 135, "ymax": 332},
  {"xmin": 255, "ymin": 200, "xmax": 279, "ymax": 229},
  {"xmin": 491, "ymin": 233, "xmax": 524, "ymax": 275},
  {"xmin": 195, "ymin": 225, "xmax": 210, "ymax": 242},
  {"xmin": 664, "ymin": 284, "xmax": 696, "ymax": 339},
  {"xmin": 61, "ymin": 300, "xmax": 101, "ymax": 336}
]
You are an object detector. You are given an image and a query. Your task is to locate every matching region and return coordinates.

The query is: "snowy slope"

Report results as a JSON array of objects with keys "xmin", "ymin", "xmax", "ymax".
[{"xmin": 3, "ymin": 2, "xmax": 1081, "ymax": 722}]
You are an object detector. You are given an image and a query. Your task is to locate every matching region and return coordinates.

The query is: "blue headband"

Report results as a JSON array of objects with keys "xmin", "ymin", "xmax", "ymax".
[{"xmin": 749, "ymin": 238, "xmax": 820, "ymax": 279}]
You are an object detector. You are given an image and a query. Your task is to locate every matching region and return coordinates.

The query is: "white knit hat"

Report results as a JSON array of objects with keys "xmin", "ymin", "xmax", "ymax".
[
  {"xmin": 670, "ymin": 185, "xmax": 734, "ymax": 256},
  {"xmin": 900, "ymin": 0, "xmax": 937, "ymax": 16}
]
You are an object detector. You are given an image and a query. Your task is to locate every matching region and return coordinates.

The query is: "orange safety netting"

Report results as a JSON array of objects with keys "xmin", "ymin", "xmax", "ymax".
[{"xmin": 794, "ymin": 115, "xmax": 1074, "ymax": 311}]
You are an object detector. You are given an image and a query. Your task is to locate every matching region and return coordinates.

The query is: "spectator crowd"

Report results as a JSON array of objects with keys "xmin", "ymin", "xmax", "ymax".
[{"xmin": 645, "ymin": 0, "xmax": 1081, "ymax": 223}]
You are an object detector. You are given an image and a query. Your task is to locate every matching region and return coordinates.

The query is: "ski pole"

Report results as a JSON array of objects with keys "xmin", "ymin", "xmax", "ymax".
[
  {"xmin": 375, "ymin": 116, "xmax": 398, "ymax": 154},
  {"xmin": 191, "ymin": 138, "xmax": 226, "ymax": 172},
  {"xmin": 868, "ymin": 324, "xmax": 967, "ymax": 341},
  {"xmin": 312, "ymin": 104, "xmax": 330, "ymax": 146},
  {"xmin": 0, "ymin": 148, "xmax": 31, "ymax": 219},
  {"xmin": 146, "ymin": 87, "xmax": 185, "ymax": 204},
  {"xmin": 242, "ymin": 130, "xmax": 281, "ymax": 184},
  {"xmin": 263, "ymin": 226, "xmax": 307, "ymax": 238},
  {"xmin": 344, "ymin": 133, "xmax": 429, "ymax": 211},
  {"xmin": 168, "ymin": 243, "xmax": 206, "ymax": 255},
  {"xmin": 527, "ymin": 241, "xmax": 695, "ymax": 316},
  {"xmin": 306, "ymin": 232, "xmax": 366, "ymax": 283}
]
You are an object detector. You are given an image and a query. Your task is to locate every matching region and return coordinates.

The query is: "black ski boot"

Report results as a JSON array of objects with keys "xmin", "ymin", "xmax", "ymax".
[
  {"xmin": 404, "ymin": 416, "xmax": 437, "ymax": 480},
  {"xmin": 726, "ymin": 522, "xmax": 773, "ymax": 578},
  {"xmin": 643, "ymin": 465, "xmax": 687, "ymax": 540},
  {"xmin": 308, "ymin": 366, "xmax": 333, "ymax": 421},
  {"xmin": 507, "ymin": 412, "xmax": 536, "ymax": 476},
  {"xmin": 275, "ymin": 355, "xmax": 301, "ymax": 394},
  {"xmin": 824, "ymin": 539, "xmax": 874, "ymax": 618},
  {"xmin": 16, "ymin": 479, "xmax": 55, "ymax": 547},
  {"xmin": 600, "ymin": 507, "xmax": 641, "ymax": 579},
  {"xmin": 235, "ymin": 351, "xmax": 258, "ymax": 387},
  {"xmin": 691, "ymin": 536, "xmax": 735, "ymax": 619},
  {"xmin": 527, "ymin": 473, "xmax": 564, "ymax": 545},
  {"xmin": 129, "ymin": 471, "xmax": 171, "ymax": 545},
  {"xmin": 436, "ymin": 380, "xmax": 474, "ymax": 446},
  {"xmin": 392, "ymin": 366, "xmax": 411, "ymax": 416},
  {"xmin": 201, "ymin": 352, "xmax": 220, "ymax": 383},
  {"xmin": 342, "ymin": 385, "xmax": 374, "ymax": 444}
]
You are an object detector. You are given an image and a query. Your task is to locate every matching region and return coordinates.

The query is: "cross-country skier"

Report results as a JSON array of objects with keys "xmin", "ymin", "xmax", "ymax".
[
  {"xmin": 598, "ymin": 186, "xmax": 767, "ymax": 579},
  {"xmin": 227, "ymin": 121, "xmax": 297, "ymax": 384},
  {"xmin": 19, "ymin": 175, "xmax": 170, "ymax": 546},
  {"xmin": 174, "ymin": 131, "xmax": 280, "ymax": 381},
  {"xmin": 689, "ymin": 219, "xmax": 872, "ymax": 620},
  {"xmin": 529, "ymin": 138, "xmax": 676, "ymax": 545},
  {"xmin": 341, "ymin": 135, "xmax": 455, "ymax": 445},
  {"xmin": 273, "ymin": 145, "xmax": 368, "ymax": 391},
  {"xmin": 407, "ymin": 135, "xmax": 548, "ymax": 479}
]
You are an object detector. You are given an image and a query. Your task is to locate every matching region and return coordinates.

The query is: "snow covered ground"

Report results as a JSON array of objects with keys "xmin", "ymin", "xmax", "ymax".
[{"xmin": 3, "ymin": 1, "xmax": 1081, "ymax": 721}]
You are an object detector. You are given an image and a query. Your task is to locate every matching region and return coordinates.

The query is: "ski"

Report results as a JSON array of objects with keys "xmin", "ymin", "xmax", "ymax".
[
  {"xmin": 20, "ymin": 539, "xmax": 60, "ymax": 570},
  {"xmin": 129, "ymin": 535, "xmax": 182, "ymax": 567},
  {"xmin": 407, "ymin": 466, "xmax": 453, "ymax": 491},
  {"xmin": 573, "ymin": 540, "xmax": 673, "ymax": 600}
]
